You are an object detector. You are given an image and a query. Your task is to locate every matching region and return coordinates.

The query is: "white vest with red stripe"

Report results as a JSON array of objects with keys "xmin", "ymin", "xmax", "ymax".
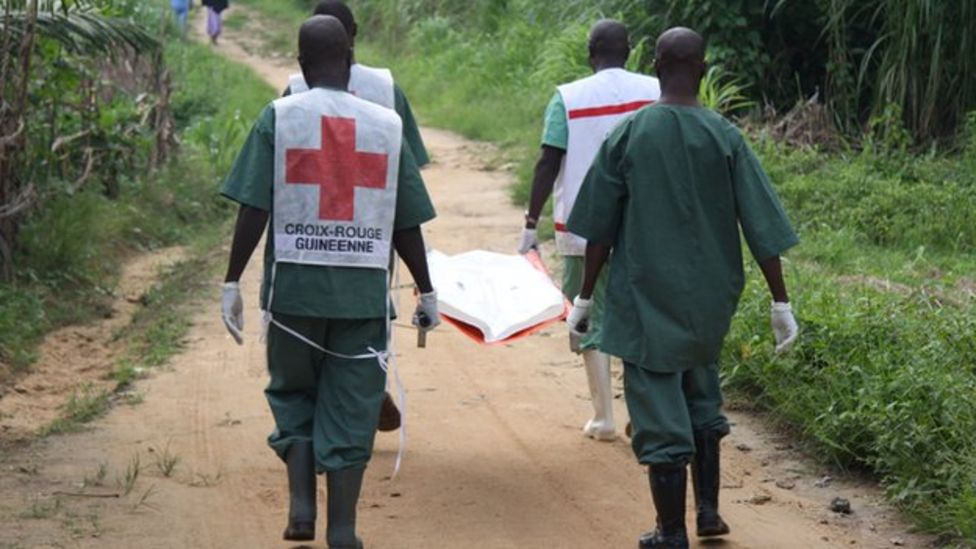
[
  {"xmin": 288, "ymin": 63, "xmax": 396, "ymax": 109},
  {"xmin": 272, "ymin": 87, "xmax": 402, "ymax": 269},
  {"xmin": 554, "ymin": 68, "xmax": 660, "ymax": 256}
]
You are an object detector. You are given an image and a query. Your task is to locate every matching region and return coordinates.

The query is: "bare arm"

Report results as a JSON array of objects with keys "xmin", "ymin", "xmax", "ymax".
[
  {"xmin": 393, "ymin": 225, "xmax": 433, "ymax": 293},
  {"xmin": 758, "ymin": 256, "xmax": 789, "ymax": 303},
  {"xmin": 224, "ymin": 205, "xmax": 269, "ymax": 283},
  {"xmin": 579, "ymin": 242, "xmax": 612, "ymax": 299},
  {"xmin": 524, "ymin": 145, "xmax": 566, "ymax": 228}
]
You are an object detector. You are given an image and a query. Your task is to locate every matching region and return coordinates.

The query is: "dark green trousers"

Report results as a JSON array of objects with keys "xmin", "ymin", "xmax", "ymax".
[
  {"xmin": 265, "ymin": 313, "xmax": 387, "ymax": 472},
  {"xmin": 624, "ymin": 362, "xmax": 730, "ymax": 465}
]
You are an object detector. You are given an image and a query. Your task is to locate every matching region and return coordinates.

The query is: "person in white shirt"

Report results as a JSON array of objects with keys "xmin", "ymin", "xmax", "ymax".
[{"xmin": 518, "ymin": 20, "xmax": 660, "ymax": 442}]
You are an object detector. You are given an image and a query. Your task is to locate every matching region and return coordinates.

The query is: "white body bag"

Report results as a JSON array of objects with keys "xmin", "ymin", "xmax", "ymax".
[
  {"xmin": 288, "ymin": 63, "xmax": 396, "ymax": 109},
  {"xmin": 553, "ymin": 68, "xmax": 660, "ymax": 256}
]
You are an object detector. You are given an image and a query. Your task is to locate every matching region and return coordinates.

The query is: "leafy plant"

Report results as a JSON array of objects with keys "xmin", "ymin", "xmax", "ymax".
[
  {"xmin": 698, "ymin": 64, "xmax": 756, "ymax": 114},
  {"xmin": 0, "ymin": 1, "xmax": 159, "ymax": 56}
]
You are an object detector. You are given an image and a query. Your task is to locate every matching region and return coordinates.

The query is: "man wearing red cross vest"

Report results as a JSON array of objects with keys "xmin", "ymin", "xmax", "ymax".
[
  {"xmin": 518, "ymin": 19, "xmax": 660, "ymax": 442},
  {"xmin": 286, "ymin": 0, "xmax": 430, "ymax": 434},
  {"xmin": 219, "ymin": 15, "xmax": 438, "ymax": 548}
]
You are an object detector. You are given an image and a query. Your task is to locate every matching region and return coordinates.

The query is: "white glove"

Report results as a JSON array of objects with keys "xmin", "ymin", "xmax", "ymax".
[
  {"xmin": 413, "ymin": 290, "xmax": 441, "ymax": 332},
  {"xmin": 566, "ymin": 296, "xmax": 593, "ymax": 337},
  {"xmin": 221, "ymin": 282, "xmax": 244, "ymax": 345},
  {"xmin": 771, "ymin": 301, "xmax": 798, "ymax": 354},
  {"xmin": 518, "ymin": 228, "xmax": 538, "ymax": 255}
]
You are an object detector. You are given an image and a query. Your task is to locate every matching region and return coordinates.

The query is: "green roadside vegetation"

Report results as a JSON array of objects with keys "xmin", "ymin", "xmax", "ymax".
[
  {"xmin": 0, "ymin": 2, "xmax": 275, "ymax": 430},
  {"xmin": 239, "ymin": 0, "xmax": 975, "ymax": 541}
]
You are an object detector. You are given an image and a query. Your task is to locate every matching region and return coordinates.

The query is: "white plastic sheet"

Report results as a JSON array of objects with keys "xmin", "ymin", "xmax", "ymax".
[{"xmin": 427, "ymin": 249, "xmax": 567, "ymax": 344}]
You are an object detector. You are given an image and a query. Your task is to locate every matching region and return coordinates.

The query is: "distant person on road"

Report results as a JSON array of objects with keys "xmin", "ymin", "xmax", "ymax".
[
  {"xmin": 219, "ymin": 15, "xmax": 439, "ymax": 547},
  {"xmin": 565, "ymin": 27, "xmax": 799, "ymax": 548},
  {"xmin": 170, "ymin": 0, "xmax": 191, "ymax": 37},
  {"xmin": 518, "ymin": 19, "xmax": 660, "ymax": 442},
  {"xmin": 201, "ymin": 0, "xmax": 228, "ymax": 45},
  {"xmin": 284, "ymin": 0, "xmax": 431, "ymax": 435}
]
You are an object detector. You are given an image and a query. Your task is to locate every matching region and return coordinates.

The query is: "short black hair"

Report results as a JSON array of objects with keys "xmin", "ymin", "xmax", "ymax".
[
  {"xmin": 589, "ymin": 20, "xmax": 630, "ymax": 62},
  {"xmin": 299, "ymin": 14, "xmax": 349, "ymax": 71},
  {"xmin": 313, "ymin": 0, "xmax": 355, "ymax": 36}
]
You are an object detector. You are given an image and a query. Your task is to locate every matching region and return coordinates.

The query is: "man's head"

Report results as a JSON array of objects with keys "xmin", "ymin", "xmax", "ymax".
[
  {"xmin": 654, "ymin": 27, "xmax": 706, "ymax": 94},
  {"xmin": 588, "ymin": 19, "xmax": 630, "ymax": 71},
  {"xmin": 298, "ymin": 15, "xmax": 351, "ymax": 89},
  {"xmin": 313, "ymin": 0, "xmax": 357, "ymax": 43}
]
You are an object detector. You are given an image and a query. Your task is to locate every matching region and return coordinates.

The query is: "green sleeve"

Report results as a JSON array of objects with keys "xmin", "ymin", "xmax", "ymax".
[
  {"xmin": 394, "ymin": 84, "xmax": 430, "ymax": 168},
  {"xmin": 393, "ymin": 143, "xmax": 436, "ymax": 230},
  {"xmin": 221, "ymin": 104, "xmax": 275, "ymax": 211},
  {"xmin": 732, "ymin": 137, "xmax": 800, "ymax": 261},
  {"xmin": 565, "ymin": 119, "xmax": 629, "ymax": 245},
  {"xmin": 541, "ymin": 92, "xmax": 568, "ymax": 150}
]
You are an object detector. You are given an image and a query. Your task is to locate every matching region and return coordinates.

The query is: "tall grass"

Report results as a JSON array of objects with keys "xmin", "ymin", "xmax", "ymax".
[{"xmin": 816, "ymin": 0, "xmax": 976, "ymax": 142}]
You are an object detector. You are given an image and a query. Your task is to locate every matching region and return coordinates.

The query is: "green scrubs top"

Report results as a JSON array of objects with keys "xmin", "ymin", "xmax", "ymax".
[
  {"xmin": 393, "ymin": 84, "xmax": 430, "ymax": 168},
  {"xmin": 540, "ymin": 92, "xmax": 568, "ymax": 150},
  {"xmin": 221, "ymin": 99, "xmax": 436, "ymax": 320},
  {"xmin": 567, "ymin": 105, "xmax": 798, "ymax": 373},
  {"xmin": 284, "ymin": 82, "xmax": 429, "ymax": 168}
]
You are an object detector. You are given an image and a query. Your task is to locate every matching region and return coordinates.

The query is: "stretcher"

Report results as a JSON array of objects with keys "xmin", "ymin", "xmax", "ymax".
[{"xmin": 427, "ymin": 249, "xmax": 569, "ymax": 345}]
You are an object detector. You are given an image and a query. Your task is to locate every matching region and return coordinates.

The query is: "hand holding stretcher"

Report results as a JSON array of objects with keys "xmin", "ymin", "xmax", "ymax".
[{"xmin": 413, "ymin": 290, "xmax": 440, "ymax": 348}]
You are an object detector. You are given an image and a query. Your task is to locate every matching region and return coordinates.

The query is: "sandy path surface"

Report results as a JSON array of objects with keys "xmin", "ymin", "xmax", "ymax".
[
  {"xmin": 0, "ymin": 246, "xmax": 187, "ymax": 438},
  {"xmin": 0, "ymin": 8, "xmax": 930, "ymax": 549}
]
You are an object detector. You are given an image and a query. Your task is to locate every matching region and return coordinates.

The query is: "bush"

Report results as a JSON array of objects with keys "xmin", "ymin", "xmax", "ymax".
[
  {"xmin": 0, "ymin": 4, "xmax": 275, "ymax": 371},
  {"xmin": 759, "ymin": 142, "xmax": 976, "ymax": 253},
  {"xmin": 725, "ymin": 260, "xmax": 976, "ymax": 535}
]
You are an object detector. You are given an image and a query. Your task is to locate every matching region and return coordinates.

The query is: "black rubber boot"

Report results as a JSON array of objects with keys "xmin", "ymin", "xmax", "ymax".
[
  {"xmin": 692, "ymin": 429, "xmax": 731, "ymax": 538},
  {"xmin": 638, "ymin": 463, "xmax": 689, "ymax": 549},
  {"xmin": 326, "ymin": 466, "xmax": 366, "ymax": 549},
  {"xmin": 283, "ymin": 440, "xmax": 316, "ymax": 541}
]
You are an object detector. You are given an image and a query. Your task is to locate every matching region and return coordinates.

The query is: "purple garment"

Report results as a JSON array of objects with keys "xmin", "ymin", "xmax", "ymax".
[{"xmin": 207, "ymin": 7, "xmax": 222, "ymax": 38}]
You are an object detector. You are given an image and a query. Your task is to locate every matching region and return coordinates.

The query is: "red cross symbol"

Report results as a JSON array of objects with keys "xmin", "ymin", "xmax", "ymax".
[{"xmin": 285, "ymin": 116, "xmax": 389, "ymax": 221}]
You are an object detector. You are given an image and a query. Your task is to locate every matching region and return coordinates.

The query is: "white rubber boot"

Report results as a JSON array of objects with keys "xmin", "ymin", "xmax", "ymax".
[{"xmin": 582, "ymin": 350, "xmax": 616, "ymax": 441}]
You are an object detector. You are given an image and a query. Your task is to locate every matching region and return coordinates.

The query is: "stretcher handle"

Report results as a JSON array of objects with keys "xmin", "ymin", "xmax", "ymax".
[{"xmin": 416, "ymin": 312, "xmax": 432, "ymax": 348}]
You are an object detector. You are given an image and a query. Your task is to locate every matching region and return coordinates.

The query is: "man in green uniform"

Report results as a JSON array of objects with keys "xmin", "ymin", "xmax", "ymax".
[
  {"xmin": 565, "ymin": 27, "xmax": 799, "ymax": 548},
  {"xmin": 519, "ymin": 19, "xmax": 660, "ymax": 441},
  {"xmin": 220, "ymin": 15, "xmax": 439, "ymax": 548},
  {"xmin": 287, "ymin": 0, "xmax": 430, "ymax": 432}
]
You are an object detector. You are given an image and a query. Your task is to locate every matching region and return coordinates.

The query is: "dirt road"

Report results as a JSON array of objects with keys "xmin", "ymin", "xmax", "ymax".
[{"xmin": 0, "ymin": 9, "xmax": 929, "ymax": 549}]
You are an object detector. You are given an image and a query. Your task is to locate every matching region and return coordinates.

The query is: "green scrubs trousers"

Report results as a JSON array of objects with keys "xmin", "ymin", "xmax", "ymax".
[
  {"xmin": 624, "ymin": 362, "xmax": 730, "ymax": 465},
  {"xmin": 561, "ymin": 255, "xmax": 607, "ymax": 351},
  {"xmin": 265, "ymin": 313, "xmax": 388, "ymax": 472}
]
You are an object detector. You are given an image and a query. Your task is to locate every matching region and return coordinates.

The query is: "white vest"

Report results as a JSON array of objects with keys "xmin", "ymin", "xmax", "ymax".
[
  {"xmin": 288, "ymin": 63, "xmax": 396, "ymax": 109},
  {"xmin": 272, "ymin": 88, "xmax": 402, "ymax": 270},
  {"xmin": 553, "ymin": 68, "xmax": 660, "ymax": 255}
]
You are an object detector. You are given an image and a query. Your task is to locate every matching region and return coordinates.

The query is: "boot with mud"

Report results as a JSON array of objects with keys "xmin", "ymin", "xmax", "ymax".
[
  {"xmin": 638, "ymin": 463, "xmax": 689, "ymax": 549},
  {"xmin": 326, "ymin": 466, "xmax": 366, "ymax": 549},
  {"xmin": 283, "ymin": 440, "xmax": 317, "ymax": 541},
  {"xmin": 582, "ymin": 350, "xmax": 616, "ymax": 441},
  {"xmin": 377, "ymin": 392, "xmax": 401, "ymax": 432},
  {"xmin": 692, "ymin": 429, "xmax": 731, "ymax": 537}
]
